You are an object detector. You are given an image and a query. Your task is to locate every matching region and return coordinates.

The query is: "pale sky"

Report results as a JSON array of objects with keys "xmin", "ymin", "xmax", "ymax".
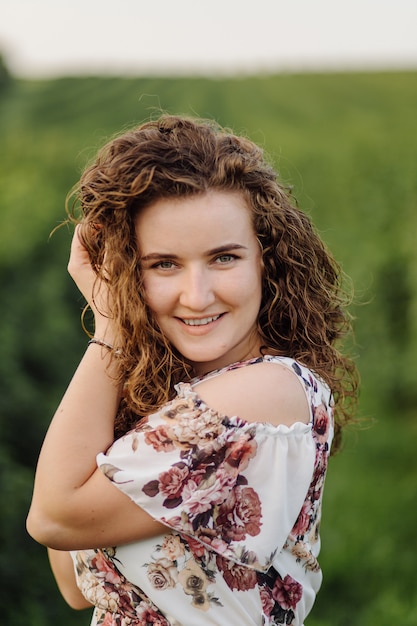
[{"xmin": 1, "ymin": 0, "xmax": 417, "ymax": 77}]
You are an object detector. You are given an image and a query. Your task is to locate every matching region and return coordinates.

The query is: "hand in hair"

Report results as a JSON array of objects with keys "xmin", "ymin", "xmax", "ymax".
[{"xmin": 68, "ymin": 224, "xmax": 115, "ymax": 343}]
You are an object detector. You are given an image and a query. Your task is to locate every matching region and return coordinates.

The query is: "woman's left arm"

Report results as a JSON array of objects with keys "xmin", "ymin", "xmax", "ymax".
[
  {"xmin": 47, "ymin": 548, "xmax": 92, "ymax": 610},
  {"xmin": 26, "ymin": 341, "xmax": 166, "ymax": 549},
  {"xmin": 26, "ymin": 227, "xmax": 167, "ymax": 551}
]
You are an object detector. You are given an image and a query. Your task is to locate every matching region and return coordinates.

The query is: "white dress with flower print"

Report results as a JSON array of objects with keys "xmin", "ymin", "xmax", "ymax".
[{"xmin": 71, "ymin": 356, "xmax": 334, "ymax": 626}]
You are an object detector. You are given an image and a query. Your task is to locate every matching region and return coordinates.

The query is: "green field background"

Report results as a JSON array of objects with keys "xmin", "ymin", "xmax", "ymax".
[{"xmin": 1, "ymin": 66, "xmax": 416, "ymax": 624}]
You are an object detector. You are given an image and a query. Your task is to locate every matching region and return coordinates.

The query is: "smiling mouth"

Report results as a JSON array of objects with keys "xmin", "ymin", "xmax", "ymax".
[{"xmin": 181, "ymin": 315, "xmax": 222, "ymax": 326}]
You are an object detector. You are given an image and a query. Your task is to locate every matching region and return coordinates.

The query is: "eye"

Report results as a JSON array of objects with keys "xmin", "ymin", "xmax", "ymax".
[
  {"xmin": 214, "ymin": 254, "xmax": 238, "ymax": 264},
  {"xmin": 155, "ymin": 260, "xmax": 176, "ymax": 269}
]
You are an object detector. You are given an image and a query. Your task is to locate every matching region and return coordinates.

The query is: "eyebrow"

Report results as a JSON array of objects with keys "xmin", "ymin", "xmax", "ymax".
[{"xmin": 140, "ymin": 243, "xmax": 248, "ymax": 262}]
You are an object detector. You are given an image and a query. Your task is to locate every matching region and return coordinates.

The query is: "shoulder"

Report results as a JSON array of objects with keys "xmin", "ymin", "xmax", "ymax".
[{"xmin": 193, "ymin": 358, "xmax": 310, "ymax": 427}]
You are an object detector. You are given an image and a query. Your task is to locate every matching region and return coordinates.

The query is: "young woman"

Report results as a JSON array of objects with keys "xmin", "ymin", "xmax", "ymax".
[{"xmin": 27, "ymin": 114, "xmax": 358, "ymax": 626}]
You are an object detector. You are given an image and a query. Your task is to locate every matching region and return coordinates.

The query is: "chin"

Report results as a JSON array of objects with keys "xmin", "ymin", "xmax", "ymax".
[{"xmin": 184, "ymin": 352, "xmax": 226, "ymax": 371}]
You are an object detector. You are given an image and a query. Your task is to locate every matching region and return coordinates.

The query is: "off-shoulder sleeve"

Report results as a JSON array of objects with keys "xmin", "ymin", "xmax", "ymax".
[{"xmin": 97, "ymin": 381, "xmax": 316, "ymax": 572}]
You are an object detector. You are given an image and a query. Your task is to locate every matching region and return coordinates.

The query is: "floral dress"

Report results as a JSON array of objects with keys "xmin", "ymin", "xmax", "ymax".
[{"xmin": 71, "ymin": 356, "xmax": 334, "ymax": 626}]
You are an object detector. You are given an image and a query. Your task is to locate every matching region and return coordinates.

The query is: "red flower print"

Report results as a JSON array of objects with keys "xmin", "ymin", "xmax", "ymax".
[
  {"xmin": 313, "ymin": 447, "xmax": 327, "ymax": 475},
  {"xmin": 185, "ymin": 536, "xmax": 207, "ymax": 558},
  {"xmin": 216, "ymin": 485, "xmax": 262, "ymax": 541},
  {"xmin": 224, "ymin": 435, "xmax": 257, "ymax": 473},
  {"xmin": 259, "ymin": 585, "xmax": 275, "ymax": 616},
  {"xmin": 158, "ymin": 463, "xmax": 190, "ymax": 499},
  {"xmin": 272, "ymin": 575, "xmax": 303, "ymax": 610},
  {"xmin": 290, "ymin": 500, "xmax": 313, "ymax": 538},
  {"xmin": 216, "ymin": 555, "xmax": 258, "ymax": 591},
  {"xmin": 136, "ymin": 601, "xmax": 171, "ymax": 625},
  {"xmin": 194, "ymin": 530, "xmax": 230, "ymax": 555},
  {"xmin": 181, "ymin": 469, "xmax": 235, "ymax": 516},
  {"xmin": 313, "ymin": 404, "xmax": 329, "ymax": 444},
  {"xmin": 91, "ymin": 552, "xmax": 122, "ymax": 585},
  {"xmin": 144, "ymin": 426, "xmax": 175, "ymax": 452},
  {"xmin": 308, "ymin": 450, "xmax": 328, "ymax": 501},
  {"xmin": 100, "ymin": 612, "xmax": 116, "ymax": 626}
]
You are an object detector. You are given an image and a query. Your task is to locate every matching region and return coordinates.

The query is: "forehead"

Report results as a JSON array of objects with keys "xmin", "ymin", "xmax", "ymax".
[{"xmin": 135, "ymin": 190, "xmax": 255, "ymax": 250}]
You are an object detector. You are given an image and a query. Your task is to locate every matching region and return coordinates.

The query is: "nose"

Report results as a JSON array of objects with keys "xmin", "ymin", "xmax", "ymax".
[{"xmin": 178, "ymin": 266, "xmax": 216, "ymax": 311}]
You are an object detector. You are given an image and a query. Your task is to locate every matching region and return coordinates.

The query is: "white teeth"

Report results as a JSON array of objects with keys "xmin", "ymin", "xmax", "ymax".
[{"xmin": 183, "ymin": 315, "xmax": 221, "ymax": 326}]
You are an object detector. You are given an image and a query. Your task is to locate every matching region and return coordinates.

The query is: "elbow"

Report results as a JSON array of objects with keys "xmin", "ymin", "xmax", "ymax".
[
  {"xmin": 26, "ymin": 507, "xmax": 52, "ymax": 546},
  {"xmin": 26, "ymin": 507, "xmax": 70, "ymax": 550}
]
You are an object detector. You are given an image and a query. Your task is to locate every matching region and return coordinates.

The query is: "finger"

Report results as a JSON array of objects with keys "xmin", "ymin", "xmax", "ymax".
[{"xmin": 68, "ymin": 225, "xmax": 94, "ymax": 280}]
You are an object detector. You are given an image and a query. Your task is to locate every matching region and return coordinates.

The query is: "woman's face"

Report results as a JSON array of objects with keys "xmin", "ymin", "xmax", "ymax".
[{"xmin": 135, "ymin": 190, "xmax": 263, "ymax": 375}]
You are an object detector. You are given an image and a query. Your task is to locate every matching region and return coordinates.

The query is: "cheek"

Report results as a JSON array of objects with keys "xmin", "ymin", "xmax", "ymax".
[
  {"xmin": 141, "ymin": 278, "xmax": 172, "ymax": 314},
  {"xmin": 247, "ymin": 270, "xmax": 263, "ymax": 316},
  {"xmin": 224, "ymin": 268, "xmax": 262, "ymax": 307},
  {"xmin": 244, "ymin": 263, "xmax": 263, "ymax": 297}
]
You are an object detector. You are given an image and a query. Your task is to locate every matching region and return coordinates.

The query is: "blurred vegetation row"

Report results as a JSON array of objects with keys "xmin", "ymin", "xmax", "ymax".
[{"xmin": 1, "ymin": 55, "xmax": 416, "ymax": 624}]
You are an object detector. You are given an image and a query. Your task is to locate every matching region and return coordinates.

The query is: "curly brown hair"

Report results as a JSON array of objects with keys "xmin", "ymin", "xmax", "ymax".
[{"xmin": 66, "ymin": 114, "xmax": 358, "ymax": 451}]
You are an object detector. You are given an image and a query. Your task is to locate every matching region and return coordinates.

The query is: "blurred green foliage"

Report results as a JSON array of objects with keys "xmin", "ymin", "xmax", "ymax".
[{"xmin": 1, "ymin": 66, "xmax": 416, "ymax": 624}]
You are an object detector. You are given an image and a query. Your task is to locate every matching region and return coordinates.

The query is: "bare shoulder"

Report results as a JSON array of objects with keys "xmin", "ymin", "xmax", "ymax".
[{"xmin": 194, "ymin": 360, "xmax": 310, "ymax": 427}]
